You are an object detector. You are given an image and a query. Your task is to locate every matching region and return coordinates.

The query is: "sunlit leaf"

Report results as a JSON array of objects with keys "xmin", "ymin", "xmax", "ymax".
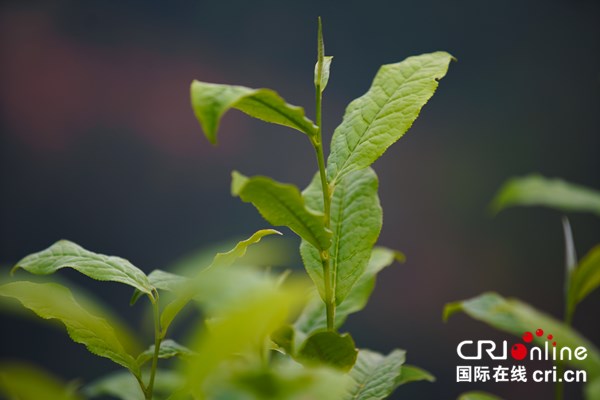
[
  {"xmin": 12, "ymin": 240, "xmax": 154, "ymax": 298},
  {"xmin": 183, "ymin": 279, "xmax": 305, "ymax": 398},
  {"xmin": 0, "ymin": 281, "xmax": 139, "ymax": 375},
  {"xmin": 191, "ymin": 81, "xmax": 317, "ymax": 144},
  {"xmin": 232, "ymin": 172, "xmax": 331, "ymax": 250},
  {"xmin": 327, "ymin": 52, "xmax": 454, "ymax": 182},
  {"xmin": 0, "ymin": 361, "xmax": 82, "ymax": 400},
  {"xmin": 159, "ymin": 230, "xmax": 282, "ymax": 335},
  {"xmin": 491, "ymin": 175, "xmax": 600, "ymax": 216}
]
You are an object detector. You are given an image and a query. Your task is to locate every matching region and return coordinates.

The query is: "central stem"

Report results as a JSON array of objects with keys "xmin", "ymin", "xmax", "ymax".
[
  {"xmin": 146, "ymin": 295, "xmax": 162, "ymax": 400},
  {"xmin": 313, "ymin": 17, "xmax": 335, "ymax": 330}
]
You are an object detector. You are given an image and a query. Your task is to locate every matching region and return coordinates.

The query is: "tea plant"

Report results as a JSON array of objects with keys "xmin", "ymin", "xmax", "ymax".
[
  {"xmin": 445, "ymin": 175, "xmax": 600, "ymax": 400},
  {"xmin": 0, "ymin": 19, "xmax": 487, "ymax": 400}
]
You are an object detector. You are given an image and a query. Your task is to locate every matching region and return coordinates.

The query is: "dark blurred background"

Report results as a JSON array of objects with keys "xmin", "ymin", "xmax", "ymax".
[{"xmin": 1, "ymin": 0, "xmax": 599, "ymax": 399}]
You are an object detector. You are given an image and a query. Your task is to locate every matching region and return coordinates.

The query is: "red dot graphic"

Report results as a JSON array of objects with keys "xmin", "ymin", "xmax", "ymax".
[
  {"xmin": 536, "ymin": 329, "xmax": 544, "ymax": 337},
  {"xmin": 547, "ymin": 334, "xmax": 553, "ymax": 340},
  {"xmin": 523, "ymin": 332, "xmax": 533, "ymax": 343},
  {"xmin": 511, "ymin": 343, "xmax": 528, "ymax": 360}
]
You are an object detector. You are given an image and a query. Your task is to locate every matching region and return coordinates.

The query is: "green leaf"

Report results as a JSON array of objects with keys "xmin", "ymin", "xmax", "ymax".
[
  {"xmin": 183, "ymin": 281, "xmax": 304, "ymax": 398},
  {"xmin": 86, "ymin": 369, "xmax": 184, "ymax": 400},
  {"xmin": 232, "ymin": 172, "xmax": 332, "ymax": 250},
  {"xmin": 395, "ymin": 365, "xmax": 435, "ymax": 386},
  {"xmin": 212, "ymin": 362, "xmax": 349, "ymax": 400},
  {"xmin": 190, "ymin": 81, "xmax": 317, "ymax": 144},
  {"xmin": 491, "ymin": 174, "xmax": 600, "ymax": 216},
  {"xmin": 457, "ymin": 392, "xmax": 503, "ymax": 400},
  {"xmin": 568, "ymin": 245, "xmax": 600, "ymax": 315},
  {"xmin": 12, "ymin": 240, "xmax": 154, "ymax": 298},
  {"xmin": 295, "ymin": 246, "xmax": 404, "ymax": 333},
  {"xmin": 137, "ymin": 339, "xmax": 194, "ymax": 366},
  {"xmin": 131, "ymin": 269, "xmax": 187, "ymax": 305},
  {"xmin": 315, "ymin": 56, "xmax": 333, "ymax": 93},
  {"xmin": 0, "ymin": 361, "xmax": 82, "ymax": 400},
  {"xmin": 207, "ymin": 229, "xmax": 282, "ymax": 269},
  {"xmin": 300, "ymin": 168, "xmax": 382, "ymax": 304},
  {"xmin": 297, "ymin": 331, "xmax": 358, "ymax": 372},
  {"xmin": 86, "ymin": 370, "xmax": 144, "ymax": 400},
  {"xmin": 159, "ymin": 230, "xmax": 282, "ymax": 334},
  {"xmin": 444, "ymin": 292, "xmax": 600, "ymax": 379},
  {"xmin": 271, "ymin": 325, "xmax": 295, "ymax": 355},
  {"xmin": 327, "ymin": 51, "xmax": 453, "ymax": 182},
  {"xmin": 0, "ymin": 281, "xmax": 139, "ymax": 375},
  {"xmin": 314, "ymin": 17, "xmax": 332, "ymax": 93},
  {"xmin": 345, "ymin": 349, "xmax": 408, "ymax": 400},
  {"xmin": 585, "ymin": 378, "xmax": 600, "ymax": 400}
]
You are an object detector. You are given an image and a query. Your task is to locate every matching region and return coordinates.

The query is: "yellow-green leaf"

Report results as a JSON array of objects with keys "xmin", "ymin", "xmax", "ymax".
[
  {"xmin": 12, "ymin": 240, "xmax": 154, "ymax": 298},
  {"xmin": 0, "ymin": 281, "xmax": 139, "ymax": 375},
  {"xmin": 232, "ymin": 172, "xmax": 331, "ymax": 250},
  {"xmin": 191, "ymin": 81, "xmax": 317, "ymax": 144}
]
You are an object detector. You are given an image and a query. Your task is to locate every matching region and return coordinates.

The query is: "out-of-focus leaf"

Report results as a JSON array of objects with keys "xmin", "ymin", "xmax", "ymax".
[
  {"xmin": 0, "ymin": 361, "xmax": 82, "ymax": 400},
  {"xmin": 190, "ymin": 81, "xmax": 317, "ymax": 144},
  {"xmin": 137, "ymin": 339, "xmax": 194, "ymax": 366},
  {"xmin": 232, "ymin": 172, "xmax": 331, "ymax": 250},
  {"xmin": 568, "ymin": 245, "xmax": 600, "ymax": 317},
  {"xmin": 345, "ymin": 349, "xmax": 407, "ymax": 400},
  {"xmin": 12, "ymin": 240, "xmax": 154, "ymax": 298},
  {"xmin": 585, "ymin": 378, "xmax": 600, "ymax": 400},
  {"xmin": 297, "ymin": 331, "xmax": 357, "ymax": 372},
  {"xmin": 457, "ymin": 392, "xmax": 503, "ymax": 400},
  {"xmin": 160, "ymin": 230, "xmax": 281, "ymax": 335},
  {"xmin": 295, "ymin": 246, "xmax": 404, "ymax": 334},
  {"xmin": 183, "ymin": 279, "xmax": 305, "ymax": 399},
  {"xmin": 131, "ymin": 269, "xmax": 187, "ymax": 305},
  {"xmin": 444, "ymin": 292, "xmax": 600, "ymax": 379},
  {"xmin": 491, "ymin": 175, "xmax": 600, "ymax": 216},
  {"xmin": 300, "ymin": 168, "xmax": 382, "ymax": 304},
  {"xmin": 85, "ymin": 369, "xmax": 184, "ymax": 400},
  {"xmin": 327, "ymin": 52, "xmax": 453, "ymax": 182},
  {"xmin": 208, "ymin": 362, "xmax": 349, "ymax": 400},
  {"xmin": 0, "ymin": 281, "xmax": 139, "ymax": 375},
  {"xmin": 271, "ymin": 325, "xmax": 295, "ymax": 355}
]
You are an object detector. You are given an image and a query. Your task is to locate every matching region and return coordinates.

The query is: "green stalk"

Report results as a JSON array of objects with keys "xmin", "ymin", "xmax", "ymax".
[
  {"xmin": 556, "ymin": 217, "xmax": 577, "ymax": 400},
  {"xmin": 146, "ymin": 293, "xmax": 163, "ymax": 400},
  {"xmin": 312, "ymin": 17, "xmax": 335, "ymax": 330}
]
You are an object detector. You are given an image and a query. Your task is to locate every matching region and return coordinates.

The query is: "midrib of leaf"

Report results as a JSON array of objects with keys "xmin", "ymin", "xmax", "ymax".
[
  {"xmin": 330, "ymin": 57, "xmax": 440, "ymax": 182},
  {"xmin": 331, "ymin": 180, "xmax": 347, "ymax": 298},
  {"xmin": 242, "ymin": 95, "xmax": 315, "ymax": 135}
]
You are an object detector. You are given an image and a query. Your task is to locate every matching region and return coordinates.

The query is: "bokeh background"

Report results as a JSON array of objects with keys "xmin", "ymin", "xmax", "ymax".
[{"xmin": 1, "ymin": 0, "xmax": 599, "ymax": 398}]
